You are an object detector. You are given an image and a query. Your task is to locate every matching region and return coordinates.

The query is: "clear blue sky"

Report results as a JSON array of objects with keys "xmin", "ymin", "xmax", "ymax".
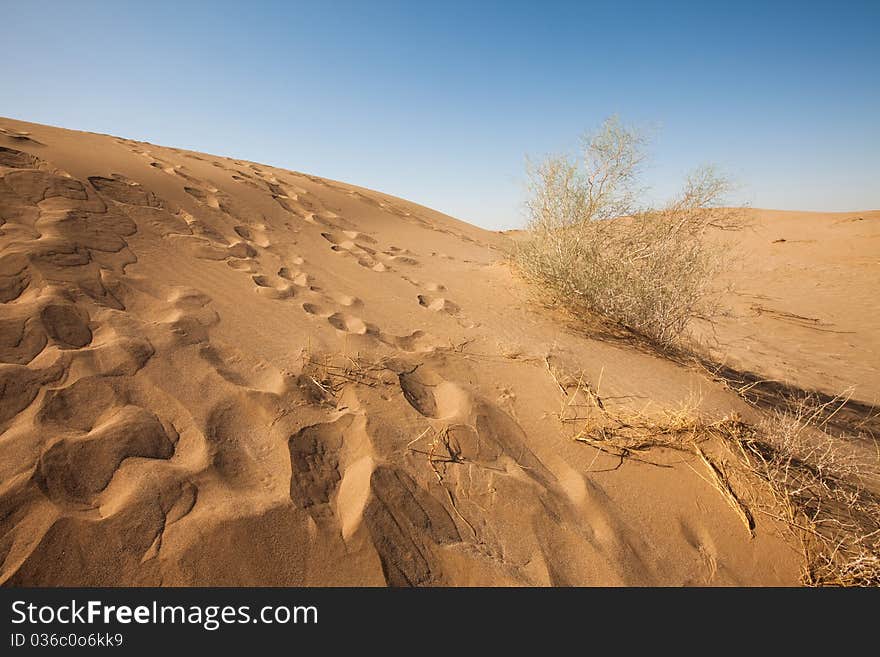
[{"xmin": 3, "ymin": 1, "xmax": 878, "ymax": 229}]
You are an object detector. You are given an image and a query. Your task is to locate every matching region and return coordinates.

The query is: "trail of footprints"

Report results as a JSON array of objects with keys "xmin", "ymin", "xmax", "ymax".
[
  {"xmin": 1, "ymin": 131, "xmax": 574, "ymax": 586},
  {"xmin": 311, "ymin": 176, "xmax": 496, "ymax": 251},
  {"xmin": 73, "ymin": 137, "xmax": 474, "ymax": 355},
  {"xmin": 0, "ymin": 144, "xmax": 182, "ymax": 518},
  {"xmin": 114, "ymin": 138, "xmax": 473, "ymax": 345},
  {"xmin": 222, "ymin": 157, "xmax": 465, "ymax": 342}
]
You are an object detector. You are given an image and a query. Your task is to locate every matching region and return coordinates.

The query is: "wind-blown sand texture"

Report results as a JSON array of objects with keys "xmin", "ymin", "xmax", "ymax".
[{"xmin": 0, "ymin": 117, "xmax": 876, "ymax": 586}]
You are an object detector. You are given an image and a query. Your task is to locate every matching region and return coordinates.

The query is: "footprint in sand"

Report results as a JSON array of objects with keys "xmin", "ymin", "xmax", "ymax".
[
  {"xmin": 136, "ymin": 151, "xmax": 199, "ymax": 184},
  {"xmin": 342, "ymin": 230, "xmax": 377, "ymax": 244},
  {"xmin": 330, "ymin": 293, "xmax": 361, "ymax": 308},
  {"xmin": 167, "ymin": 233, "xmax": 255, "ymax": 262},
  {"xmin": 321, "ymin": 231, "xmax": 389, "ymax": 272},
  {"xmin": 417, "ymin": 294, "xmax": 460, "ymax": 315},
  {"xmin": 227, "ymin": 241, "xmax": 257, "ymax": 258},
  {"xmin": 255, "ymin": 285, "xmax": 296, "ymax": 300},
  {"xmin": 37, "ymin": 405, "xmax": 177, "ymax": 506},
  {"xmin": 379, "ymin": 329, "xmax": 439, "ymax": 354},
  {"xmin": 241, "ymin": 169, "xmax": 329, "ymax": 221},
  {"xmin": 231, "ymin": 172, "xmax": 265, "ymax": 190},
  {"xmin": 183, "ymin": 183, "xmax": 248, "ymax": 220},
  {"xmin": 320, "ymin": 232, "xmax": 352, "ymax": 250},
  {"xmin": 300, "ymin": 212, "xmax": 338, "ymax": 228},
  {"xmin": 162, "ymin": 164, "xmax": 199, "ymax": 183},
  {"xmin": 227, "ymin": 258, "xmax": 260, "ymax": 273},
  {"xmin": 382, "ymin": 246, "xmax": 420, "ymax": 266},
  {"xmin": 278, "ymin": 266, "xmax": 312, "ymax": 288},
  {"xmin": 0, "ymin": 145, "xmax": 43, "ymax": 168},
  {"xmin": 184, "ymin": 185, "xmax": 221, "ymax": 209},
  {"xmin": 40, "ymin": 303, "xmax": 93, "ymax": 349},
  {"xmin": 0, "ymin": 127, "xmax": 45, "ymax": 146},
  {"xmin": 380, "ymin": 252, "xmax": 419, "ymax": 267},
  {"xmin": 401, "ymin": 275, "xmax": 445, "ymax": 292},
  {"xmin": 326, "ymin": 312, "xmax": 372, "ymax": 335},
  {"xmin": 89, "ymin": 174, "xmax": 164, "ymax": 208},
  {"xmin": 268, "ymin": 185, "xmax": 303, "ymax": 214},
  {"xmin": 301, "ymin": 302, "xmax": 330, "ymax": 317},
  {"xmin": 252, "ymin": 274, "xmax": 296, "ymax": 300},
  {"xmin": 234, "ymin": 224, "xmax": 270, "ymax": 248},
  {"xmin": 287, "ymin": 420, "xmax": 348, "ymax": 522}
]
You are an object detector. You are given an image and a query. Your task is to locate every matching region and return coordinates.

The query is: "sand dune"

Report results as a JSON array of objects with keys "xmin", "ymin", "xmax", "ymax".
[
  {"xmin": 0, "ymin": 117, "xmax": 876, "ymax": 586},
  {"xmin": 707, "ymin": 208, "xmax": 880, "ymax": 403}
]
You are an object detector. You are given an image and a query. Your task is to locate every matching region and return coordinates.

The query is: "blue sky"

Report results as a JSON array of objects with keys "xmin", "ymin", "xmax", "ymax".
[{"xmin": 3, "ymin": 1, "xmax": 878, "ymax": 229}]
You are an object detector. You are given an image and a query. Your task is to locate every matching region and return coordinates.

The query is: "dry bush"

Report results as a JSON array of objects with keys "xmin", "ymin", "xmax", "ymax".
[
  {"xmin": 570, "ymin": 406, "xmax": 757, "ymax": 535},
  {"xmin": 549, "ymin": 360, "xmax": 880, "ymax": 585},
  {"xmin": 736, "ymin": 395, "xmax": 880, "ymax": 586},
  {"xmin": 515, "ymin": 116, "xmax": 743, "ymax": 347}
]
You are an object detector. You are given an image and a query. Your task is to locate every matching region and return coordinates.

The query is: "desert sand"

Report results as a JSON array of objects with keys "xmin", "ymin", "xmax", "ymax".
[{"xmin": 0, "ymin": 117, "xmax": 876, "ymax": 586}]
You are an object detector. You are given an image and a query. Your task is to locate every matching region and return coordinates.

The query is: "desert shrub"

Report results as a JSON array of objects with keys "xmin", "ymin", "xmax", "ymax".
[
  {"xmin": 741, "ymin": 395, "xmax": 880, "ymax": 586},
  {"xmin": 515, "ymin": 116, "xmax": 740, "ymax": 347}
]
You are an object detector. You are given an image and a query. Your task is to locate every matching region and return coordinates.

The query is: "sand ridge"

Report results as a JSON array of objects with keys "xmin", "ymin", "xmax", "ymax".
[{"xmin": 1, "ymin": 117, "xmax": 874, "ymax": 586}]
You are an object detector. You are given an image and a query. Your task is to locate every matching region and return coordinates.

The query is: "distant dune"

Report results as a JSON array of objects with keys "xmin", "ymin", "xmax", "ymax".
[
  {"xmin": 706, "ymin": 207, "xmax": 880, "ymax": 402},
  {"xmin": 1, "ymin": 117, "xmax": 876, "ymax": 586}
]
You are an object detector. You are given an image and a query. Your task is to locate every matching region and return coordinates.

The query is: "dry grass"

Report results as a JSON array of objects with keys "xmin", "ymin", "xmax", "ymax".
[
  {"xmin": 549, "ymin": 360, "xmax": 880, "ymax": 585},
  {"xmin": 577, "ymin": 410, "xmax": 759, "ymax": 538},
  {"xmin": 737, "ymin": 396, "xmax": 880, "ymax": 586},
  {"xmin": 297, "ymin": 347, "xmax": 398, "ymax": 405}
]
